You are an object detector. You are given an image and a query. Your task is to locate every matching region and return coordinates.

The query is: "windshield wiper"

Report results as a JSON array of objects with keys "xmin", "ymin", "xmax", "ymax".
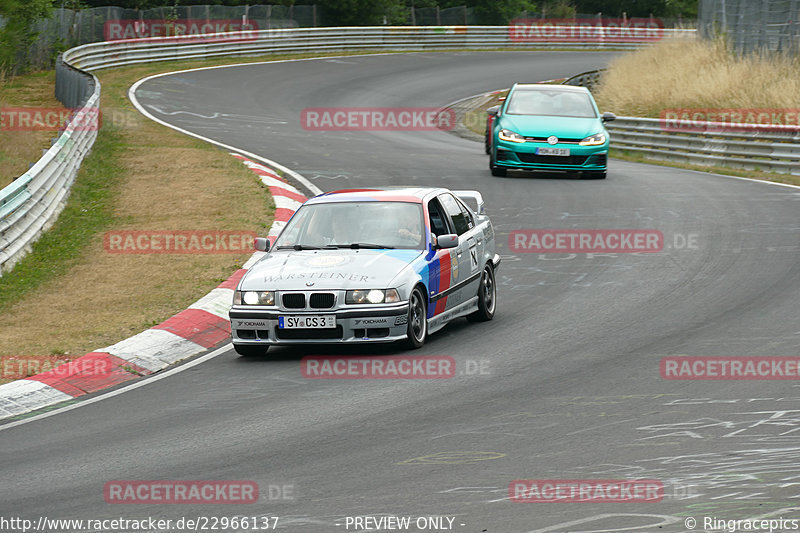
[
  {"xmin": 329, "ymin": 243, "xmax": 394, "ymax": 249},
  {"xmin": 276, "ymin": 244, "xmax": 322, "ymax": 250}
]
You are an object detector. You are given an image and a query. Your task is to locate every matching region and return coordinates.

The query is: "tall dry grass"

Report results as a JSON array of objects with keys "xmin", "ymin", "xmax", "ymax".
[{"xmin": 594, "ymin": 37, "xmax": 800, "ymax": 117}]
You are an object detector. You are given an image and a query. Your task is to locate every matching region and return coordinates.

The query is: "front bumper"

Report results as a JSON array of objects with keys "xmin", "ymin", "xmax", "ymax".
[
  {"xmin": 229, "ymin": 303, "xmax": 410, "ymax": 345},
  {"xmin": 494, "ymin": 140, "xmax": 608, "ymax": 171}
]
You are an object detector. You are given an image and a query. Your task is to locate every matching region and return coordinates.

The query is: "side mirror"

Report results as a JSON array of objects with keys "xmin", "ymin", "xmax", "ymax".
[
  {"xmin": 498, "ymin": 96, "xmax": 507, "ymax": 102},
  {"xmin": 254, "ymin": 237, "xmax": 271, "ymax": 252},
  {"xmin": 487, "ymin": 105, "xmax": 500, "ymax": 117},
  {"xmin": 601, "ymin": 112, "xmax": 616, "ymax": 122},
  {"xmin": 436, "ymin": 234, "xmax": 458, "ymax": 249}
]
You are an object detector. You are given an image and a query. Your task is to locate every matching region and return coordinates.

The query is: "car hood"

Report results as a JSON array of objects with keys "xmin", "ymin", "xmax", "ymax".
[
  {"xmin": 500, "ymin": 115, "xmax": 602, "ymax": 139},
  {"xmin": 239, "ymin": 249, "xmax": 423, "ymax": 291}
]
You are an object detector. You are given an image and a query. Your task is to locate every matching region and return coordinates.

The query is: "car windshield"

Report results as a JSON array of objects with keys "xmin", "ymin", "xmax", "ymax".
[
  {"xmin": 505, "ymin": 89, "xmax": 597, "ymax": 118},
  {"xmin": 273, "ymin": 201, "xmax": 425, "ymax": 250}
]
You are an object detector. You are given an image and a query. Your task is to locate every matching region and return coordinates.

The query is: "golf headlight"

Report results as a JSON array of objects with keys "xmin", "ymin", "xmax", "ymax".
[
  {"xmin": 234, "ymin": 290, "xmax": 275, "ymax": 306},
  {"xmin": 346, "ymin": 289, "xmax": 400, "ymax": 304},
  {"xmin": 498, "ymin": 129, "xmax": 526, "ymax": 143},
  {"xmin": 579, "ymin": 133, "xmax": 606, "ymax": 146}
]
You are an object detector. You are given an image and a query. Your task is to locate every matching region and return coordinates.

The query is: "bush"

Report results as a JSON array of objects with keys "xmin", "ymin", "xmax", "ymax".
[{"xmin": 0, "ymin": 0, "xmax": 53, "ymax": 77}]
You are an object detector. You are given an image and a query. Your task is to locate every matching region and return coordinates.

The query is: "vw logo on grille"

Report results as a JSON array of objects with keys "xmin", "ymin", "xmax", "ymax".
[{"xmin": 547, "ymin": 135, "xmax": 559, "ymax": 145}]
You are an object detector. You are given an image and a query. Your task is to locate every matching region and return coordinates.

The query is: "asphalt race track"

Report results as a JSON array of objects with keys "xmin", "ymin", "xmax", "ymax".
[{"xmin": 3, "ymin": 52, "xmax": 800, "ymax": 532}]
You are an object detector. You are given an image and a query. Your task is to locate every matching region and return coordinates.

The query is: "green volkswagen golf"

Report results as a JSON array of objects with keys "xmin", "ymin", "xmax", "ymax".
[{"xmin": 488, "ymin": 84, "xmax": 615, "ymax": 179}]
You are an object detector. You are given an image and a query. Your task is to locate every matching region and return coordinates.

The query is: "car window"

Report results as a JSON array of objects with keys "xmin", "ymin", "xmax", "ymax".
[
  {"xmin": 427, "ymin": 198, "xmax": 451, "ymax": 237},
  {"xmin": 273, "ymin": 201, "xmax": 425, "ymax": 250},
  {"xmin": 439, "ymin": 193, "xmax": 470, "ymax": 235},
  {"xmin": 506, "ymin": 89, "xmax": 597, "ymax": 118},
  {"xmin": 456, "ymin": 198, "xmax": 475, "ymax": 230}
]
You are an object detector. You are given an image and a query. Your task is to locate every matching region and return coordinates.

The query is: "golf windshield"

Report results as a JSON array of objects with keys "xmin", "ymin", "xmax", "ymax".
[{"xmin": 506, "ymin": 89, "xmax": 597, "ymax": 118}]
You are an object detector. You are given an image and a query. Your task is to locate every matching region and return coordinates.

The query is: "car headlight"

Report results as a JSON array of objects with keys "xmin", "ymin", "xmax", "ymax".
[
  {"xmin": 579, "ymin": 133, "xmax": 606, "ymax": 146},
  {"xmin": 346, "ymin": 289, "xmax": 400, "ymax": 304},
  {"xmin": 234, "ymin": 290, "xmax": 275, "ymax": 306},
  {"xmin": 498, "ymin": 129, "xmax": 526, "ymax": 143}
]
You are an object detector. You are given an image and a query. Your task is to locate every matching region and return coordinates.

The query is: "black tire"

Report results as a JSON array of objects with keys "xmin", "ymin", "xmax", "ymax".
[
  {"xmin": 468, "ymin": 264, "xmax": 497, "ymax": 322},
  {"xmin": 233, "ymin": 344, "xmax": 269, "ymax": 357},
  {"xmin": 489, "ymin": 156, "xmax": 507, "ymax": 177},
  {"xmin": 404, "ymin": 287, "xmax": 428, "ymax": 349}
]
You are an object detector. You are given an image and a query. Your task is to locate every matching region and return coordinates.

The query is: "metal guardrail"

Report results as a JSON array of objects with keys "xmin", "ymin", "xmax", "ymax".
[
  {"xmin": 54, "ymin": 54, "xmax": 97, "ymax": 109},
  {"xmin": 0, "ymin": 25, "xmax": 695, "ymax": 275},
  {"xmin": 63, "ymin": 26, "xmax": 695, "ymax": 71},
  {"xmin": 607, "ymin": 117, "xmax": 800, "ymax": 175},
  {"xmin": 0, "ymin": 57, "xmax": 99, "ymax": 275},
  {"xmin": 562, "ymin": 69, "xmax": 605, "ymax": 90}
]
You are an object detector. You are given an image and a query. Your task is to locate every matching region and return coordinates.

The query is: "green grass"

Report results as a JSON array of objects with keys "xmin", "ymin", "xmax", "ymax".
[
  {"xmin": 122, "ymin": 366, "xmax": 145, "ymax": 376},
  {"xmin": 0, "ymin": 127, "xmax": 125, "ymax": 313}
]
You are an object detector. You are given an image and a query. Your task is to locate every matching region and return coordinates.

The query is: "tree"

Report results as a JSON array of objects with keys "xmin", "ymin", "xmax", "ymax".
[
  {"xmin": 469, "ymin": 0, "xmax": 537, "ymax": 24},
  {"xmin": 572, "ymin": 0, "xmax": 697, "ymax": 17},
  {"xmin": 0, "ymin": 0, "xmax": 53, "ymax": 76},
  {"xmin": 317, "ymin": 0, "xmax": 405, "ymax": 26},
  {"xmin": 433, "ymin": 0, "xmax": 537, "ymax": 24}
]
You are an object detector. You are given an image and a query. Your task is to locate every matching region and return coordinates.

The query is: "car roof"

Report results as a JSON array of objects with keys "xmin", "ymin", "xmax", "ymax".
[
  {"xmin": 306, "ymin": 186, "xmax": 447, "ymax": 205},
  {"xmin": 511, "ymin": 84, "xmax": 590, "ymax": 93}
]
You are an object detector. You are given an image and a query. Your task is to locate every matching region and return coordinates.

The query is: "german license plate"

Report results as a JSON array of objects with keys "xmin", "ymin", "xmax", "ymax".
[
  {"xmin": 536, "ymin": 147, "xmax": 570, "ymax": 156},
  {"xmin": 278, "ymin": 315, "xmax": 336, "ymax": 329}
]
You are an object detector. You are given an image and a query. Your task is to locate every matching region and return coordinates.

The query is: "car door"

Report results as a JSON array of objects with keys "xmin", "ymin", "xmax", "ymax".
[
  {"xmin": 425, "ymin": 196, "xmax": 457, "ymax": 319},
  {"xmin": 437, "ymin": 193, "xmax": 482, "ymax": 310},
  {"xmin": 452, "ymin": 194, "xmax": 485, "ymax": 300}
]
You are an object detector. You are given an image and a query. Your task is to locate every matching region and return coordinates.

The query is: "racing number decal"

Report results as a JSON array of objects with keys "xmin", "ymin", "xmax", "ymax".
[{"xmin": 469, "ymin": 242, "xmax": 478, "ymax": 272}]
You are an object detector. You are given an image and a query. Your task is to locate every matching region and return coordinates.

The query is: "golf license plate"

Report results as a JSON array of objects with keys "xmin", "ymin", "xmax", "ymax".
[
  {"xmin": 279, "ymin": 315, "xmax": 336, "ymax": 329},
  {"xmin": 536, "ymin": 147, "xmax": 570, "ymax": 156}
]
